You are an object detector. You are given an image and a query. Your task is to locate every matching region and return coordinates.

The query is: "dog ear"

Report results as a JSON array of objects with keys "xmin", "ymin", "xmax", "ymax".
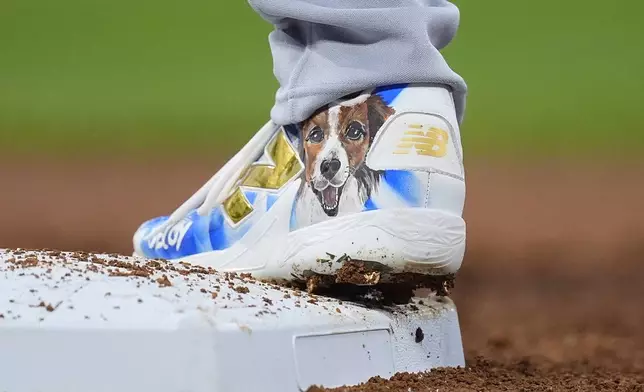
[
  {"xmin": 294, "ymin": 122, "xmax": 307, "ymax": 160},
  {"xmin": 366, "ymin": 95, "xmax": 395, "ymax": 144}
]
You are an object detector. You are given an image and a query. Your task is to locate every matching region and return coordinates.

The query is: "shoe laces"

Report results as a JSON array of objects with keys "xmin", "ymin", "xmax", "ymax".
[{"xmin": 145, "ymin": 121, "xmax": 280, "ymax": 240}]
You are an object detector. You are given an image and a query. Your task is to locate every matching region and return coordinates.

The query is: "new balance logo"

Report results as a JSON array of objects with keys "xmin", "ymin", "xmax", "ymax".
[{"xmin": 393, "ymin": 125, "xmax": 449, "ymax": 157}]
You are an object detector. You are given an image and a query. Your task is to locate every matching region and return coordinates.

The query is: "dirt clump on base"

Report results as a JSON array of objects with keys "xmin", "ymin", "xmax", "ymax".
[
  {"xmin": 335, "ymin": 260, "xmax": 381, "ymax": 285},
  {"xmin": 301, "ymin": 259, "xmax": 455, "ymax": 305}
]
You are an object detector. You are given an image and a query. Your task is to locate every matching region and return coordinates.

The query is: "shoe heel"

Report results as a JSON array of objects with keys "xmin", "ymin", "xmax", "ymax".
[{"xmin": 282, "ymin": 208, "xmax": 466, "ymax": 280}]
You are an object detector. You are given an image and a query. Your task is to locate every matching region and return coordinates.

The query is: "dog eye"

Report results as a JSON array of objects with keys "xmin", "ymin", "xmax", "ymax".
[
  {"xmin": 345, "ymin": 122, "xmax": 366, "ymax": 141},
  {"xmin": 306, "ymin": 127, "xmax": 324, "ymax": 144}
]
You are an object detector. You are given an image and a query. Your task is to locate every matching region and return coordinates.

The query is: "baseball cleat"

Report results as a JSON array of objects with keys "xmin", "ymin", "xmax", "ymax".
[{"xmin": 133, "ymin": 84, "xmax": 466, "ymax": 287}]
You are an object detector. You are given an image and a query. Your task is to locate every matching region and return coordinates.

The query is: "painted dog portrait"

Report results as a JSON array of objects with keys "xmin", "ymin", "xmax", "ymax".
[{"xmin": 293, "ymin": 91, "xmax": 395, "ymax": 228}]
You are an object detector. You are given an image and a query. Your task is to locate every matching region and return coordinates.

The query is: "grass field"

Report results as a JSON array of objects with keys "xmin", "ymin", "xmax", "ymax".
[{"xmin": 1, "ymin": 0, "xmax": 643, "ymax": 157}]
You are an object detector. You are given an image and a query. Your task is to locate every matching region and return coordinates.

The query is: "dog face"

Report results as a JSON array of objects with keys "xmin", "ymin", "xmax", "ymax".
[{"xmin": 299, "ymin": 93, "xmax": 394, "ymax": 216}]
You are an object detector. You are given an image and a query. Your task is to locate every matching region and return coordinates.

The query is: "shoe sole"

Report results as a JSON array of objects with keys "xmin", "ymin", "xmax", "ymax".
[
  {"xmin": 282, "ymin": 208, "xmax": 465, "ymax": 286},
  {"xmin": 177, "ymin": 208, "xmax": 465, "ymax": 289}
]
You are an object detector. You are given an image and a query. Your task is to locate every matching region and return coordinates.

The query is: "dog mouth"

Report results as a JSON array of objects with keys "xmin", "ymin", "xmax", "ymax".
[{"xmin": 313, "ymin": 185, "xmax": 343, "ymax": 217}]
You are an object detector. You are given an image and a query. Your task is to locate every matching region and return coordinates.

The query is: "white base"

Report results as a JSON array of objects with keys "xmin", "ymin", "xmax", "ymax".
[{"xmin": 0, "ymin": 249, "xmax": 464, "ymax": 392}]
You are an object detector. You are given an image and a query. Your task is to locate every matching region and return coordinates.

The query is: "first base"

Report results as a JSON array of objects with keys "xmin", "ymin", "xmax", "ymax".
[{"xmin": 0, "ymin": 249, "xmax": 464, "ymax": 391}]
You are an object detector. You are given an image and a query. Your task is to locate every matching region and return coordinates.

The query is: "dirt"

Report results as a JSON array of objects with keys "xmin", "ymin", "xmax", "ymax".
[
  {"xmin": 303, "ymin": 259, "xmax": 454, "ymax": 301},
  {"xmin": 309, "ymin": 357, "xmax": 644, "ymax": 391},
  {"xmin": 335, "ymin": 260, "xmax": 381, "ymax": 285},
  {"xmin": 2, "ymin": 159, "xmax": 644, "ymax": 391},
  {"xmin": 234, "ymin": 285, "xmax": 250, "ymax": 294},
  {"xmin": 156, "ymin": 274, "xmax": 173, "ymax": 287}
]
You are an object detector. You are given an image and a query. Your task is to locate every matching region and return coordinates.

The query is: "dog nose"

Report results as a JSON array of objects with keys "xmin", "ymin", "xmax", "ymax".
[{"xmin": 320, "ymin": 158, "xmax": 341, "ymax": 180}]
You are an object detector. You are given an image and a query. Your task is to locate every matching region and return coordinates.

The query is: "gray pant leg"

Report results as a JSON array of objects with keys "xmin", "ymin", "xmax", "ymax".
[{"xmin": 248, "ymin": 0, "xmax": 467, "ymax": 126}]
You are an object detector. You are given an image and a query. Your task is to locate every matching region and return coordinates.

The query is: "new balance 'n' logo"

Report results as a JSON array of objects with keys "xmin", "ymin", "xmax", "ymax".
[{"xmin": 393, "ymin": 124, "xmax": 449, "ymax": 157}]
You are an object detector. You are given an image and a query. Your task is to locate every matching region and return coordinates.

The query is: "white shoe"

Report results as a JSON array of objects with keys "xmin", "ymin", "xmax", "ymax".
[{"xmin": 133, "ymin": 84, "xmax": 466, "ymax": 285}]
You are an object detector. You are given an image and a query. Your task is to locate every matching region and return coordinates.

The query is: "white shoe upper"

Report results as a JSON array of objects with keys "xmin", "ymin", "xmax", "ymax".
[{"xmin": 134, "ymin": 84, "xmax": 466, "ymax": 280}]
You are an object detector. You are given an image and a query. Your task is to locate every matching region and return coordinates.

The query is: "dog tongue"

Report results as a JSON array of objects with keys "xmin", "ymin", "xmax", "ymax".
[{"xmin": 323, "ymin": 186, "xmax": 338, "ymax": 207}]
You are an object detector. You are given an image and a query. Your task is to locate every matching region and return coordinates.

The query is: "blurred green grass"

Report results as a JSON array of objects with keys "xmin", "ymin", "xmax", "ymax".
[{"xmin": 1, "ymin": 0, "xmax": 643, "ymax": 158}]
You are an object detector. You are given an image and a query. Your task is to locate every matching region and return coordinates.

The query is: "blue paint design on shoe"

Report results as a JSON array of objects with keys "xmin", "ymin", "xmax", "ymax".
[{"xmin": 374, "ymin": 84, "xmax": 408, "ymax": 105}]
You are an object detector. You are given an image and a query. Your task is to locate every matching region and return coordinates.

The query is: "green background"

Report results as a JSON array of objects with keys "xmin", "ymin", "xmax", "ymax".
[{"xmin": 1, "ymin": 0, "xmax": 642, "ymax": 158}]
